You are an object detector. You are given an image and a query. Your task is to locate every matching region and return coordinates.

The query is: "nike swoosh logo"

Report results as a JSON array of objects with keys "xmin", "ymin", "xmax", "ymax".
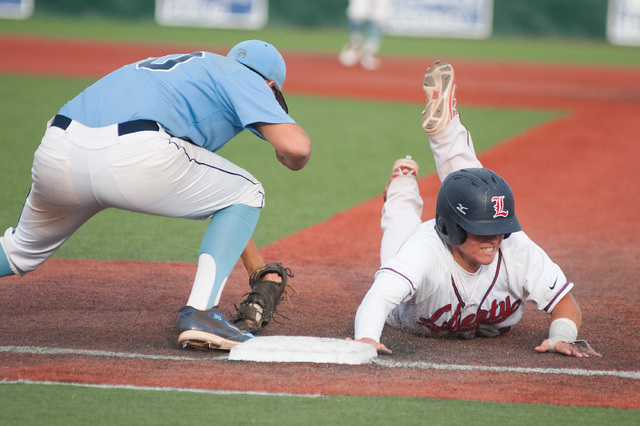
[{"xmin": 549, "ymin": 278, "xmax": 558, "ymax": 290}]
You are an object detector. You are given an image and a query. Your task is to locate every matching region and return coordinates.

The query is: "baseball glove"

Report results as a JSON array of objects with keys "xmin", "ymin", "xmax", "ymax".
[{"xmin": 232, "ymin": 262, "xmax": 295, "ymax": 333}]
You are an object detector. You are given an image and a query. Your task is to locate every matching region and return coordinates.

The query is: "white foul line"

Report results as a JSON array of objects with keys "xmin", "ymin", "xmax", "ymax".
[
  {"xmin": 1, "ymin": 345, "xmax": 638, "ymax": 380},
  {"xmin": 0, "ymin": 379, "xmax": 325, "ymax": 398},
  {"xmin": 0, "ymin": 345, "xmax": 228, "ymax": 362},
  {"xmin": 372, "ymin": 358, "xmax": 640, "ymax": 379}
]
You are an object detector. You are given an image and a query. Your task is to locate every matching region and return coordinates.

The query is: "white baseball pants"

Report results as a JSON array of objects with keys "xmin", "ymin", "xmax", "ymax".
[{"xmin": 3, "ymin": 118, "xmax": 264, "ymax": 275}]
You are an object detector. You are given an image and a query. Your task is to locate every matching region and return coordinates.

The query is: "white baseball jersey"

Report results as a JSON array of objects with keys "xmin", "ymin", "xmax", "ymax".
[
  {"xmin": 355, "ymin": 218, "xmax": 573, "ymax": 341},
  {"xmin": 347, "ymin": 0, "xmax": 390, "ymax": 23},
  {"xmin": 354, "ymin": 114, "xmax": 573, "ymax": 343}
]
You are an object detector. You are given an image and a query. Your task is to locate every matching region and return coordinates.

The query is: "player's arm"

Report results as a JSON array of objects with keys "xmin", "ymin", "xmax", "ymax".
[
  {"xmin": 240, "ymin": 238, "xmax": 282, "ymax": 282},
  {"xmin": 535, "ymin": 293, "xmax": 601, "ymax": 357},
  {"xmin": 549, "ymin": 292, "xmax": 582, "ymax": 328},
  {"xmin": 241, "ymin": 238, "xmax": 266, "ymax": 275},
  {"xmin": 353, "ymin": 270, "xmax": 412, "ymax": 354},
  {"xmin": 353, "ymin": 291, "xmax": 394, "ymax": 354},
  {"xmin": 253, "ymin": 122, "xmax": 311, "ymax": 171}
]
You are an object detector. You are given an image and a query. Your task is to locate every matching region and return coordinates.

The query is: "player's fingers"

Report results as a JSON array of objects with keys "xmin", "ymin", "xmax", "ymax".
[
  {"xmin": 376, "ymin": 343, "xmax": 393, "ymax": 355},
  {"xmin": 537, "ymin": 339, "xmax": 601, "ymax": 357},
  {"xmin": 569, "ymin": 341, "xmax": 602, "ymax": 358},
  {"xmin": 570, "ymin": 348, "xmax": 586, "ymax": 358},
  {"xmin": 559, "ymin": 341, "xmax": 603, "ymax": 358},
  {"xmin": 588, "ymin": 347, "xmax": 603, "ymax": 357},
  {"xmin": 346, "ymin": 337, "xmax": 392, "ymax": 354},
  {"xmin": 539, "ymin": 339, "xmax": 581, "ymax": 356},
  {"xmin": 539, "ymin": 340, "xmax": 581, "ymax": 356},
  {"xmin": 572, "ymin": 345, "xmax": 603, "ymax": 358},
  {"xmin": 535, "ymin": 339, "xmax": 551, "ymax": 353},
  {"xmin": 553, "ymin": 341, "xmax": 578, "ymax": 357}
]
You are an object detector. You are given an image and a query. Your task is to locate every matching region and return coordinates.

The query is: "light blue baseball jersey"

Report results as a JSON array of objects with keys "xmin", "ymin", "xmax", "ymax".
[{"xmin": 58, "ymin": 51, "xmax": 295, "ymax": 152}]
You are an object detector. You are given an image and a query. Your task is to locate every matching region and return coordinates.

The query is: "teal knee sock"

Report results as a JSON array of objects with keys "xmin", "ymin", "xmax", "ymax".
[
  {"xmin": 0, "ymin": 240, "xmax": 15, "ymax": 277},
  {"xmin": 190, "ymin": 204, "xmax": 260, "ymax": 310}
]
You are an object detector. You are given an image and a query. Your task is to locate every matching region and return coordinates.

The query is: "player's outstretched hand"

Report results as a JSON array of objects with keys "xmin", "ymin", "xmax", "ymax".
[
  {"xmin": 347, "ymin": 337, "xmax": 393, "ymax": 354},
  {"xmin": 535, "ymin": 339, "xmax": 602, "ymax": 358}
]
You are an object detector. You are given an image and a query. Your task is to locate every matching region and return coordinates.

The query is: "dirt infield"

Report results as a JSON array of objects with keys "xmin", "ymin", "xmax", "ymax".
[{"xmin": 1, "ymin": 35, "xmax": 639, "ymax": 409}]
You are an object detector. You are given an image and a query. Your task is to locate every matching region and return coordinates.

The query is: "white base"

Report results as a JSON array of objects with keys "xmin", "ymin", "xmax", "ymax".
[{"xmin": 228, "ymin": 336, "xmax": 377, "ymax": 365}]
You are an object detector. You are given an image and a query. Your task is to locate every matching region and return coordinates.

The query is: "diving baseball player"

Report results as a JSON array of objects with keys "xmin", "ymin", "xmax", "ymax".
[
  {"xmin": 354, "ymin": 62, "xmax": 600, "ymax": 357},
  {"xmin": 0, "ymin": 40, "xmax": 311, "ymax": 350}
]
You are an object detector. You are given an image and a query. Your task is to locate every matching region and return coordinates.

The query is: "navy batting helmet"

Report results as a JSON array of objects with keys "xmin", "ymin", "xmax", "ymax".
[{"xmin": 435, "ymin": 168, "xmax": 522, "ymax": 246}]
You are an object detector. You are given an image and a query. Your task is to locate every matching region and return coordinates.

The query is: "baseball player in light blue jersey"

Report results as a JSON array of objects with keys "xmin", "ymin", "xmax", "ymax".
[{"xmin": 0, "ymin": 40, "xmax": 311, "ymax": 351}]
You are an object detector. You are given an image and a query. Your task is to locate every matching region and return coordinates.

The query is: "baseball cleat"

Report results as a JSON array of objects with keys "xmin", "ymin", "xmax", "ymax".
[
  {"xmin": 339, "ymin": 41, "xmax": 362, "ymax": 67},
  {"xmin": 383, "ymin": 155, "xmax": 419, "ymax": 200},
  {"xmin": 177, "ymin": 305, "xmax": 254, "ymax": 351},
  {"xmin": 360, "ymin": 54, "xmax": 381, "ymax": 71},
  {"xmin": 421, "ymin": 61, "xmax": 457, "ymax": 134}
]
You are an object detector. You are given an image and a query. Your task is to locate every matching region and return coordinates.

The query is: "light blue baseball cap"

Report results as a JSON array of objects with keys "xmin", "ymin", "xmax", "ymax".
[{"xmin": 227, "ymin": 40, "xmax": 288, "ymax": 113}]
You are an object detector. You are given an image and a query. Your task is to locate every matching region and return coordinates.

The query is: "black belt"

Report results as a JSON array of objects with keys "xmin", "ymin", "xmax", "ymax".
[{"xmin": 50, "ymin": 115, "xmax": 160, "ymax": 136}]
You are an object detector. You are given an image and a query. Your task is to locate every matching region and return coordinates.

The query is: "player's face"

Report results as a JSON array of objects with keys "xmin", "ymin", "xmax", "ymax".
[{"xmin": 451, "ymin": 233, "xmax": 504, "ymax": 273}]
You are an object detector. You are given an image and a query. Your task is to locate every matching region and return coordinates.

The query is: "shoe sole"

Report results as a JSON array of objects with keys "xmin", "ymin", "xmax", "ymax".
[
  {"xmin": 422, "ymin": 63, "xmax": 456, "ymax": 133},
  {"xmin": 178, "ymin": 330, "xmax": 242, "ymax": 351}
]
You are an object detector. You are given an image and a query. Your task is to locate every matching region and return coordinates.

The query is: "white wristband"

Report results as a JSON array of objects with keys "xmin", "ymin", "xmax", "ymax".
[{"xmin": 547, "ymin": 318, "xmax": 578, "ymax": 352}]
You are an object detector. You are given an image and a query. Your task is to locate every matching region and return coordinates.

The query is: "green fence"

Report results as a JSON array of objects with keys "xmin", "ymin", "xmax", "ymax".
[{"xmin": 492, "ymin": 0, "xmax": 608, "ymax": 38}]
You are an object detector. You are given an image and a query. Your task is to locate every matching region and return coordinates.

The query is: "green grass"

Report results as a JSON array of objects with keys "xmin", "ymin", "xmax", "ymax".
[
  {"xmin": 1, "ymin": 383, "xmax": 638, "ymax": 426},
  {"xmin": 2, "ymin": 16, "xmax": 640, "ymax": 67},
  {"xmin": 0, "ymin": 74, "xmax": 562, "ymax": 260}
]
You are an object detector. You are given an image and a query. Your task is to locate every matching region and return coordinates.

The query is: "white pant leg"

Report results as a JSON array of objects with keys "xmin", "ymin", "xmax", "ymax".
[
  {"xmin": 380, "ymin": 175, "xmax": 423, "ymax": 265},
  {"xmin": 4, "ymin": 125, "xmax": 107, "ymax": 274},
  {"xmin": 348, "ymin": 0, "xmax": 390, "ymax": 23},
  {"xmin": 428, "ymin": 114, "xmax": 483, "ymax": 182},
  {"xmin": 379, "ymin": 115, "xmax": 482, "ymax": 265},
  {"xmin": 4, "ymin": 121, "xmax": 264, "ymax": 274},
  {"xmin": 93, "ymin": 131, "xmax": 264, "ymax": 218}
]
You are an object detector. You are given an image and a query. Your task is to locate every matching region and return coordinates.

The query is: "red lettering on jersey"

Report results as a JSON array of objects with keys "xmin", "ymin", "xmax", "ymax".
[
  {"xmin": 417, "ymin": 296, "xmax": 522, "ymax": 336},
  {"xmin": 417, "ymin": 304, "xmax": 452, "ymax": 331},
  {"xmin": 492, "ymin": 196, "xmax": 509, "ymax": 218}
]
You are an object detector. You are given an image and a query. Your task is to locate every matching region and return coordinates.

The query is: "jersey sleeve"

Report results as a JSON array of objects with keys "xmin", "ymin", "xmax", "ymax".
[
  {"xmin": 218, "ymin": 68, "xmax": 295, "ymax": 138},
  {"xmin": 354, "ymin": 221, "xmax": 442, "ymax": 342},
  {"xmin": 502, "ymin": 232, "xmax": 573, "ymax": 313},
  {"xmin": 354, "ymin": 269, "xmax": 413, "ymax": 342}
]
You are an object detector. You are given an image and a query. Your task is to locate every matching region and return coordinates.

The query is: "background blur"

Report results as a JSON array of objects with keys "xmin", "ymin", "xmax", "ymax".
[{"xmin": 4, "ymin": 0, "xmax": 632, "ymax": 40}]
